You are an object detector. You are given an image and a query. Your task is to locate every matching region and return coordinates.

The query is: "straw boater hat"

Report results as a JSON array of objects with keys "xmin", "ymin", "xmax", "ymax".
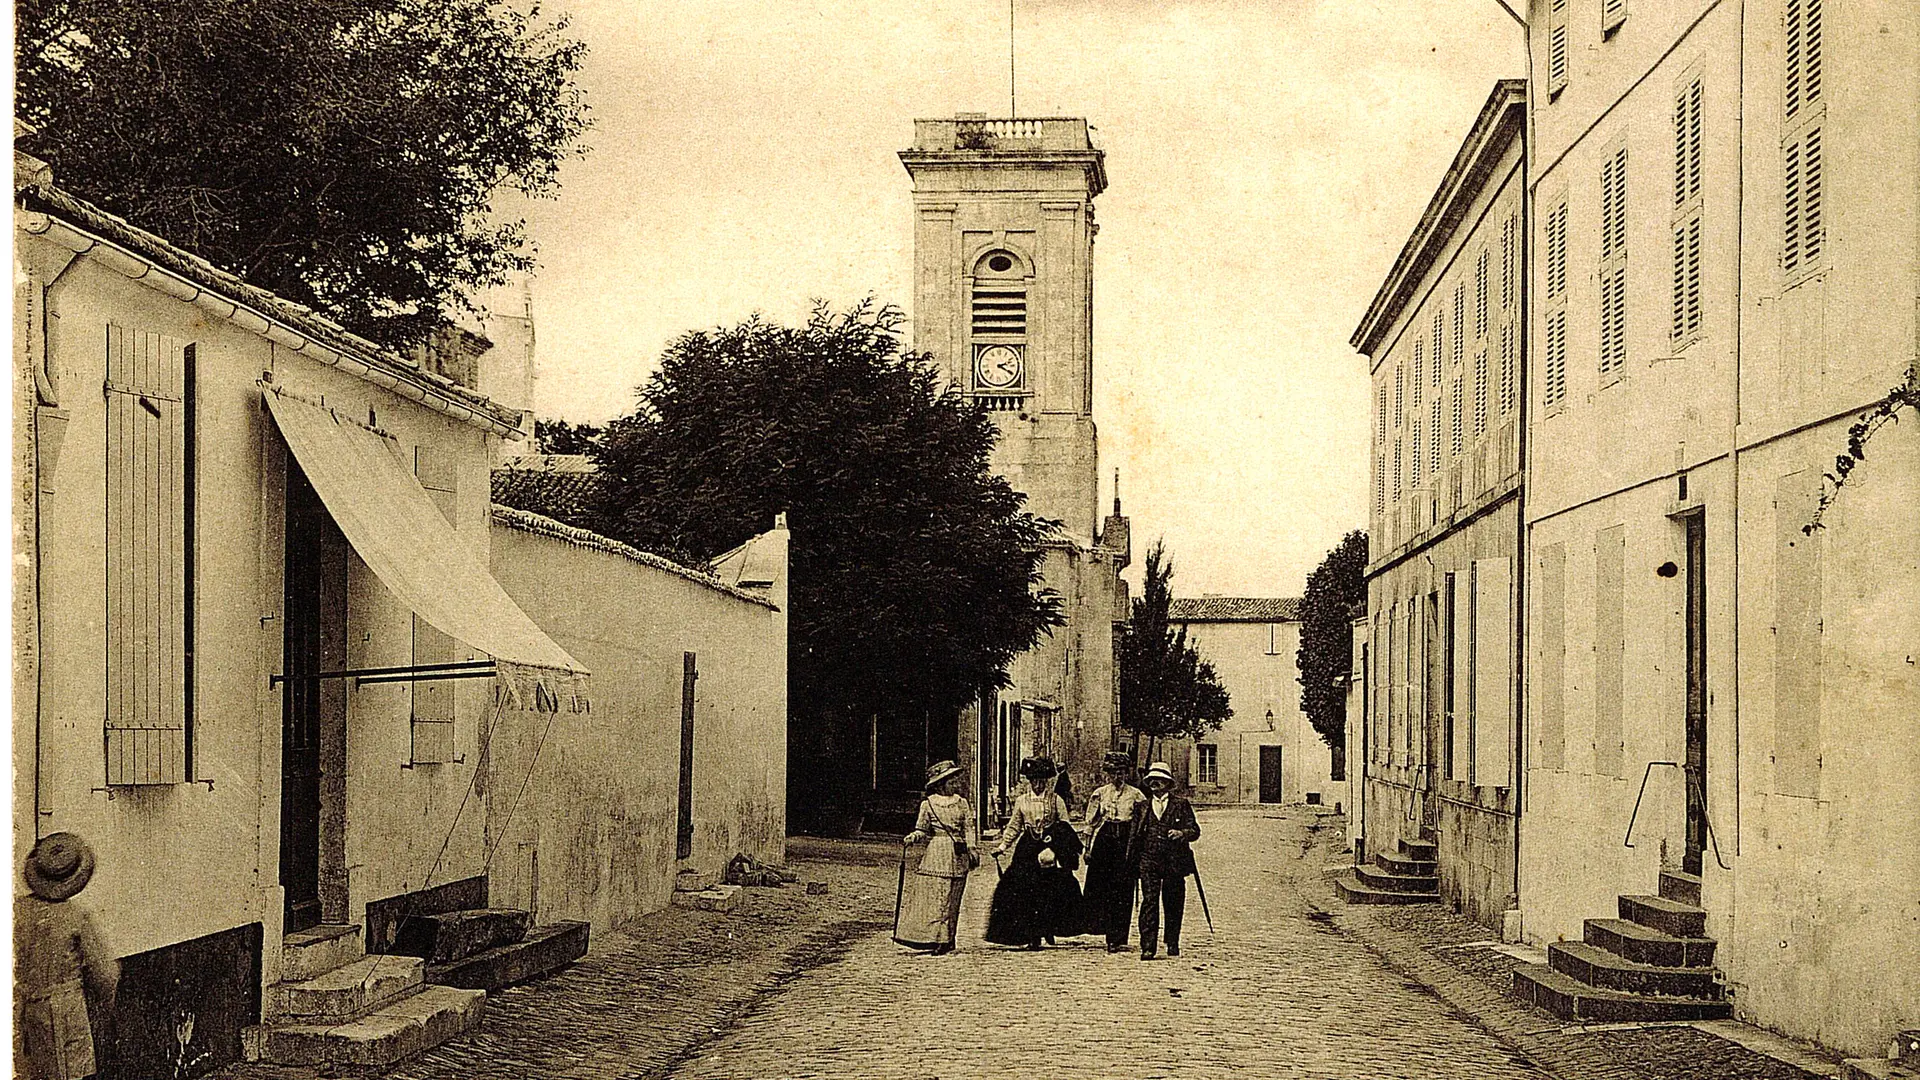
[
  {"xmin": 1144, "ymin": 762, "xmax": 1176, "ymax": 789},
  {"xmin": 1017, "ymin": 756, "xmax": 1057, "ymax": 780},
  {"xmin": 924, "ymin": 760, "xmax": 963, "ymax": 793},
  {"xmin": 25, "ymin": 832, "xmax": 95, "ymax": 902}
]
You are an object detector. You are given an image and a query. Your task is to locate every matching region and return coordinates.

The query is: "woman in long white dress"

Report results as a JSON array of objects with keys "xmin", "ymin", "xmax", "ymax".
[{"xmin": 893, "ymin": 761, "xmax": 979, "ymax": 954}]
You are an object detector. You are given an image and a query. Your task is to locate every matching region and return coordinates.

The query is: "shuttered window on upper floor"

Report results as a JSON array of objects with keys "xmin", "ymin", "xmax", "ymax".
[
  {"xmin": 1673, "ymin": 78, "xmax": 1706, "ymax": 346},
  {"xmin": 1548, "ymin": 0, "xmax": 1570, "ymax": 97},
  {"xmin": 1412, "ymin": 339, "xmax": 1424, "ymax": 408},
  {"xmin": 1782, "ymin": 126, "xmax": 1825, "ymax": 276},
  {"xmin": 105, "ymin": 325, "xmax": 194, "ymax": 786},
  {"xmin": 1599, "ymin": 146, "xmax": 1629, "ymax": 379},
  {"xmin": 1452, "ymin": 284, "xmax": 1466, "ymax": 367},
  {"xmin": 1429, "ymin": 396, "xmax": 1443, "ymax": 475},
  {"xmin": 1545, "ymin": 201, "xmax": 1569, "ymax": 300},
  {"xmin": 1782, "ymin": 0, "xmax": 1825, "ymax": 281},
  {"xmin": 1501, "ymin": 214, "xmax": 1518, "ymax": 311},
  {"xmin": 1499, "ymin": 324, "xmax": 1517, "ymax": 416},
  {"xmin": 1431, "ymin": 311, "xmax": 1445, "ymax": 385},
  {"xmin": 1602, "ymin": 0, "xmax": 1628, "ymax": 37},
  {"xmin": 1475, "ymin": 248, "xmax": 1490, "ymax": 339},
  {"xmin": 1473, "ymin": 346, "xmax": 1490, "ymax": 437},
  {"xmin": 1544, "ymin": 309, "xmax": 1569, "ymax": 410},
  {"xmin": 1785, "ymin": 0, "xmax": 1823, "ymax": 121}
]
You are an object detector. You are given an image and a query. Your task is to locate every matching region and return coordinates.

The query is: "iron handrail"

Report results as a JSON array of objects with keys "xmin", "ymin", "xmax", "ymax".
[{"xmin": 1624, "ymin": 759, "xmax": 1730, "ymax": 871}]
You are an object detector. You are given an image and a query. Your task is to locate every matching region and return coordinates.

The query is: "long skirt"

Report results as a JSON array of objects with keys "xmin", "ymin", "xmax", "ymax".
[
  {"xmin": 984, "ymin": 832, "xmax": 1083, "ymax": 946},
  {"xmin": 1079, "ymin": 822, "xmax": 1137, "ymax": 945},
  {"xmin": 893, "ymin": 870, "xmax": 967, "ymax": 949}
]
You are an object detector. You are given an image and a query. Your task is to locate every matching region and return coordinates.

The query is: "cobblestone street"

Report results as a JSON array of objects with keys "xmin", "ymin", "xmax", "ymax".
[{"xmin": 668, "ymin": 808, "xmax": 1543, "ymax": 1080}]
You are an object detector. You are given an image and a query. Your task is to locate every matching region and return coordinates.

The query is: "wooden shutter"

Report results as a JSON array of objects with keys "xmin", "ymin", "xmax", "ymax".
[
  {"xmin": 1534, "ymin": 544, "xmax": 1566, "ymax": 771},
  {"xmin": 1544, "ymin": 310, "xmax": 1568, "ymax": 408},
  {"xmin": 1785, "ymin": 0, "xmax": 1823, "ymax": 120},
  {"xmin": 1672, "ymin": 79, "xmax": 1706, "ymax": 345},
  {"xmin": 1473, "ymin": 347, "xmax": 1489, "ymax": 437},
  {"xmin": 1450, "ymin": 571, "xmax": 1471, "ymax": 781},
  {"xmin": 1431, "ymin": 311, "xmax": 1445, "ymax": 388},
  {"xmin": 1411, "ymin": 417, "xmax": 1424, "ymax": 489},
  {"xmin": 1429, "ymin": 396, "xmax": 1443, "ymax": 475},
  {"xmin": 1594, "ymin": 525, "xmax": 1627, "ymax": 778},
  {"xmin": 1545, "ymin": 203, "xmax": 1569, "ymax": 298},
  {"xmin": 1501, "ymin": 214, "xmax": 1518, "ymax": 311},
  {"xmin": 1470, "ymin": 558, "xmax": 1512, "ymax": 788},
  {"xmin": 1393, "ymin": 362, "xmax": 1404, "ymax": 429},
  {"xmin": 1452, "ymin": 285, "xmax": 1465, "ymax": 367},
  {"xmin": 1602, "ymin": 0, "xmax": 1628, "ymax": 35},
  {"xmin": 1499, "ymin": 325, "xmax": 1517, "ymax": 415},
  {"xmin": 1548, "ymin": 0, "xmax": 1570, "ymax": 96},
  {"xmin": 105, "ymin": 326, "xmax": 192, "ymax": 785},
  {"xmin": 1475, "ymin": 248, "xmax": 1490, "ymax": 338},
  {"xmin": 1599, "ymin": 147, "xmax": 1629, "ymax": 376},
  {"xmin": 1783, "ymin": 126, "xmax": 1824, "ymax": 275},
  {"xmin": 1450, "ymin": 374, "xmax": 1464, "ymax": 455}
]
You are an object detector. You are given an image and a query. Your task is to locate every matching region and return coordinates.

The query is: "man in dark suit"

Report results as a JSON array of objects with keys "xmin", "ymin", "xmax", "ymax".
[{"xmin": 1133, "ymin": 761, "xmax": 1200, "ymax": 960}]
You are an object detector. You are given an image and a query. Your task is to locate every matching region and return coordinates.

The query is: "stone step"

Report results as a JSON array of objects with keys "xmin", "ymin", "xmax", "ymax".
[
  {"xmin": 1512, "ymin": 963, "xmax": 1730, "ymax": 1022},
  {"xmin": 1335, "ymin": 871, "xmax": 1439, "ymax": 906},
  {"xmin": 1659, "ymin": 868, "xmax": 1703, "ymax": 907},
  {"xmin": 282, "ymin": 923, "xmax": 365, "ymax": 983},
  {"xmin": 391, "ymin": 908, "xmax": 531, "ymax": 964},
  {"xmin": 1399, "ymin": 838, "xmax": 1438, "ymax": 860},
  {"xmin": 1548, "ymin": 941, "xmax": 1720, "ymax": 999},
  {"xmin": 1842, "ymin": 1059, "xmax": 1920, "ymax": 1080},
  {"xmin": 248, "ymin": 984, "xmax": 484, "ymax": 1067},
  {"xmin": 426, "ymin": 921, "xmax": 590, "ymax": 993},
  {"xmin": 1620, "ymin": 894, "xmax": 1707, "ymax": 938},
  {"xmin": 671, "ymin": 884, "xmax": 743, "ymax": 913},
  {"xmin": 1353, "ymin": 864, "xmax": 1440, "ymax": 894},
  {"xmin": 1373, "ymin": 850, "xmax": 1437, "ymax": 876},
  {"xmin": 270, "ymin": 954, "xmax": 423, "ymax": 1022},
  {"xmin": 1584, "ymin": 917, "xmax": 1717, "ymax": 969}
]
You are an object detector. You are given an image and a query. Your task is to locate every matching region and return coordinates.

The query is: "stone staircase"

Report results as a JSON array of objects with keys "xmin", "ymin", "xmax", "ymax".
[
  {"xmin": 1335, "ymin": 834, "xmax": 1440, "ymax": 905},
  {"xmin": 243, "ymin": 923, "xmax": 484, "ymax": 1068},
  {"xmin": 388, "ymin": 907, "xmax": 590, "ymax": 992},
  {"xmin": 1512, "ymin": 867, "xmax": 1731, "ymax": 1021}
]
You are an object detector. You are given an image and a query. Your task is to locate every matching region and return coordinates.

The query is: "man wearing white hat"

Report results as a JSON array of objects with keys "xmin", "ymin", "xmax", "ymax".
[{"xmin": 1134, "ymin": 762, "xmax": 1201, "ymax": 960}]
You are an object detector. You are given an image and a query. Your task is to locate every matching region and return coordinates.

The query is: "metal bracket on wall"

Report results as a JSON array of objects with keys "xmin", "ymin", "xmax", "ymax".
[
  {"xmin": 269, "ymin": 660, "xmax": 497, "ymax": 688},
  {"xmin": 1625, "ymin": 759, "xmax": 1731, "ymax": 871}
]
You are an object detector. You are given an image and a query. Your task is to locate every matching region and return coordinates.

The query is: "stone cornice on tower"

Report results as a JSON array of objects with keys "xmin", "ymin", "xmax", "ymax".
[{"xmin": 900, "ymin": 117, "xmax": 1107, "ymax": 197}]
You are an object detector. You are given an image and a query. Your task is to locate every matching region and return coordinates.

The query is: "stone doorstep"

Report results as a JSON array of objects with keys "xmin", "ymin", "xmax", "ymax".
[
  {"xmin": 673, "ymin": 867, "xmax": 721, "ymax": 892},
  {"xmin": 1400, "ymin": 838, "xmax": 1438, "ymax": 859},
  {"xmin": 1584, "ymin": 917, "xmax": 1718, "ymax": 968},
  {"xmin": 1619, "ymin": 893, "xmax": 1708, "ymax": 939},
  {"xmin": 249, "ymin": 984, "xmax": 485, "ymax": 1067},
  {"xmin": 1354, "ymin": 863, "xmax": 1441, "ymax": 893},
  {"xmin": 392, "ymin": 907, "xmax": 532, "ymax": 964},
  {"xmin": 281, "ymin": 923, "xmax": 365, "ymax": 983},
  {"xmin": 670, "ymin": 884, "xmax": 744, "ymax": 912},
  {"xmin": 270, "ymin": 954, "xmax": 425, "ymax": 1023},
  {"xmin": 425, "ymin": 921, "xmax": 590, "ymax": 993},
  {"xmin": 1547, "ymin": 940, "xmax": 1719, "ymax": 999},
  {"xmin": 1513, "ymin": 963, "xmax": 1731, "ymax": 1023},
  {"xmin": 1333, "ymin": 871, "xmax": 1438, "ymax": 906},
  {"xmin": 1373, "ymin": 850, "xmax": 1437, "ymax": 876},
  {"xmin": 1658, "ymin": 868, "xmax": 1704, "ymax": 907}
]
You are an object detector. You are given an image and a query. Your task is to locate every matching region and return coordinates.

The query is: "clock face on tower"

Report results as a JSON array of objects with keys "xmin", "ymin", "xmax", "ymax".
[{"xmin": 974, "ymin": 344, "xmax": 1024, "ymax": 389}]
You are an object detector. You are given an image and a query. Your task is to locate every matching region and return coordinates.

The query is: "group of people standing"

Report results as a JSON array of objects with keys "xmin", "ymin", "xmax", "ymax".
[{"xmin": 892, "ymin": 751, "xmax": 1200, "ymax": 961}]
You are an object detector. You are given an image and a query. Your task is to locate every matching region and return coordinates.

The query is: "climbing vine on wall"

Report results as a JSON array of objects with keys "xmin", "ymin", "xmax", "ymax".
[{"xmin": 1804, "ymin": 363, "xmax": 1920, "ymax": 535}]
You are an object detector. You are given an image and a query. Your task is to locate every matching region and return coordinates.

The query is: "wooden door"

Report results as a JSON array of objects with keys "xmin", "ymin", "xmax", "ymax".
[
  {"xmin": 1258, "ymin": 745, "xmax": 1283, "ymax": 803},
  {"xmin": 280, "ymin": 465, "xmax": 339, "ymax": 933},
  {"xmin": 1682, "ymin": 512, "xmax": 1708, "ymax": 876}
]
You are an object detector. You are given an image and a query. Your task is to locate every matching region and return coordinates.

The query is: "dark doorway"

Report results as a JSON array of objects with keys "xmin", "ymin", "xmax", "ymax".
[
  {"xmin": 677, "ymin": 652, "xmax": 698, "ymax": 860},
  {"xmin": 281, "ymin": 464, "xmax": 346, "ymax": 933},
  {"xmin": 1682, "ymin": 511, "xmax": 1708, "ymax": 876},
  {"xmin": 1258, "ymin": 745, "xmax": 1283, "ymax": 804}
]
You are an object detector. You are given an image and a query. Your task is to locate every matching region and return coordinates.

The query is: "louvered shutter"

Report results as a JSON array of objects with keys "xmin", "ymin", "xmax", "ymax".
[
  {"xmin": 1548, "ymin": 0, "xmax": 1570, "ymax": 96},
  {"xmin": 1602, "ymin": 0, "xmax": 1628, "ymax": 35},
  {"xmin": 105, "ymin": 326, "xmax": 192, "ymax": 785}
]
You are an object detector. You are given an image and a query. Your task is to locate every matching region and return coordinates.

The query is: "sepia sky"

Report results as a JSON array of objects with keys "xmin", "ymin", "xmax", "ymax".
[{"xmin": 510, "ymin": 0, "xmax": 1525, "ymax": 598}]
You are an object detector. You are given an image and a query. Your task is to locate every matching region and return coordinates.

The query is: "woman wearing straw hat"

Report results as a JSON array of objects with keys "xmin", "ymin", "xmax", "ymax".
[
  {"xmin": 983, "ymin": 756, "xmax": 1083, "ymax": 950},
  {"xmin": 15, "ymin": 832, "xmax": 119, "ymax": 1080},
  {"xmin": 893, "ymin": 761, "xmax": 980, "ymax": 954}
]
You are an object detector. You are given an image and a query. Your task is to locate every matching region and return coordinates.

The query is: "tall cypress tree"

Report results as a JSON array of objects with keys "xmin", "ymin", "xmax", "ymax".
[{"xmin": 1296, "ymin": 530, "xmax": 1368, "ymax": 780}]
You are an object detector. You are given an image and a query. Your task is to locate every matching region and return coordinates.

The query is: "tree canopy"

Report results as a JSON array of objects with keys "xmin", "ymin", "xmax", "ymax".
[
  {"xmin": 587, "ymin": 299, "xmax": 1063, "ymax": 744},
  {"xmin": 1117, "ymin": 542, "xmax": 1232, "ymax": 759},
  {"xmin": 533, "ymin": 418, "xmax": 605, "ymax": 457},
  {"xmin": 1297, "ymin": 529, "xmax": 1368, "ymax": 778},
  {"xmin": 17, "ymin": 0, "xmax": 589, "ymax": 348}
]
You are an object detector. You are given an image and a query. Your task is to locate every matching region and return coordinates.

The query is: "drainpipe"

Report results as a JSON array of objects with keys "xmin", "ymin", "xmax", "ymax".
[{"xmin": 28, "ymin": 244, "xmax": 84, "ymax": 838}]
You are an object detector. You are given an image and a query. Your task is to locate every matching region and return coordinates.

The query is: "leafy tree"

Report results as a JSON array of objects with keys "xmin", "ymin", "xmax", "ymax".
[
  {"xmin": 588, "ymin": 300, "xmax": 1064, "ymax": 825},
  {"xmin": 1297, "ymin": 530, "xmax": 1368, "ymax": 780},
  {"xmin": 1118, "ymin": 542, "xmax": 1232, "ymax": 763},
  {"xmin": 535, "ymin": 418, "xmax": 605, "ymax": 456},
  {"xmin": 17, "ymin": 0, "xmax": 589, "ymax": 348}
]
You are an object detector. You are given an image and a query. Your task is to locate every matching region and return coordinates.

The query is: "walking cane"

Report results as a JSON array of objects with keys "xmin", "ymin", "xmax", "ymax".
[
  {"xmin": 893, "ymin": 839, "xmax": 909, "ymax": 933},
  {"xmin": 1191, "ymin": 865, "xmax": 1215, "ymax": 934}
]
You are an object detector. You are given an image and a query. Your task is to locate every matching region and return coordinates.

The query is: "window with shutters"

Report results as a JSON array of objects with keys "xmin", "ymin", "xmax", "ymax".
[
  {"xmin": 1375, "ymin": 452, "xmax": 1386, "ymax": 516},
  {"xmin": 1429, "ymin": 396, "xmax": 1443, "ymax": 474},
  {"xmin": 1377, "ymin": 382, "xmax": 1389, "ymax": 443},
  {"xmin": 1782, "ymin": 0, "xmax": 1824, "ymax": 281},
  {"xmin": 1393, "ymin": 362, "xmax": 1404, "ymax": 429},
  {"xmin": 1451, "ymin": 374, "xmax": 1465, "ymax": 455},
  {"xmin": 1411, "ymin": 339, "xmax": 1424, "ymax": 409},
  {"xmin": 1672, "ymin": 77, "xmax": 1706, "ymax": 347},
  {"xmin": 411, "ymin": 446, "xmax": 463, "ymax": 764},
  {"xmin": 1392, "ymin": 439, "xmax": 1403, "ymax": 502},
  {"xmin": 1599, "ymin": 144, "xmax": 1629, "ymax": 380},
  {"xmin": 970, "ymin": 251, "xmax": 1027, "ymax": 338},
  {"xmin": 1501, "ymin": 214, "xmax": 1517, "ymax": 311},
  {"xmin": 1432, "ymin": 311, "xmax": 1445, "ymax": 385},
  {"xmin": 1547, "ymin": 0, "xmax": 1570, "ymax": 97},
  {"xmin": 1411, "ymin": 417, "xmax": 1424, "ymax": 489},
  {"xmin": 1545, "ymin": 201, "xmax": 1569, "ymax": 300},
  {"xmin": 105, "ymin": 326, "xmax": 195, "ymax": 785},
  {"xmin": 1475, "ymin": 249, "xmax": 1490, "ymax": 339},
  {"xmin": 1544, "ymin": 309, "xmax": 1568, "ymax": 410},
  {"xmin": 1473, "ymin": 347, "xmax": 1489, "ymax": 437},
  {"xmin": 1602, "ymin": 0, "xmax": 1628, "ymax": 36},
  {"xmin": 1452, "ymin": 285, "xmax": 1466, "ymax": 368},
  {"xmin": 1499, "ymin": 324, "xmax": 1517, "ymax": 415}
]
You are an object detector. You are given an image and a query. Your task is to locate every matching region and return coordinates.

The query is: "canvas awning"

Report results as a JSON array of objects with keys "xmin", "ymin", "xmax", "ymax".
[{"xmin": 263, "ymin": 384, "xmax": 588, "ymax": 712}]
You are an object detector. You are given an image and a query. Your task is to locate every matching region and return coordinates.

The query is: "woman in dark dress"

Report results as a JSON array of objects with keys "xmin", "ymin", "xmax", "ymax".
[
  {"xmin": 1079, "ymin": 751, "xmax": 1149, "ymax": 952},
  {"xmin": 984, "ymin": 757, "xmax": 1083, "ymax": 949}
]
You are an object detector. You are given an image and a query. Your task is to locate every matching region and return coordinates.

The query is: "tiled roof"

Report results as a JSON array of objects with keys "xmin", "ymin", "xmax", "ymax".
[
  {"xmin": 490, "ymin": 505, "xmax": 776, "ymax": 610},
  {"xmin": 491, "ymin": 457, "xmax": 602, "ymax": 528},
  {"xmin": 1167, "ymin": 597, "xmax": 1303, "ymax": 623}
]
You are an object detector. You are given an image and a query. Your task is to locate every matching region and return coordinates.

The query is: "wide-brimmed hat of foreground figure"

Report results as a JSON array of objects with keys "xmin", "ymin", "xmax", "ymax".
[
  {"xmin": 1018, "ymin": 756, "xmax": 1057, "ymax": 780},
  {"xmin": 924, "ymin": 760, "xmax": 964, "ymax": 792},
  {"xmin": 1144, "ymin": 762, "xmax": 1175, "ymax": 788},
  {"xmin": 25, "ymin": 832, "xmax": 95, "ymax": 901}
]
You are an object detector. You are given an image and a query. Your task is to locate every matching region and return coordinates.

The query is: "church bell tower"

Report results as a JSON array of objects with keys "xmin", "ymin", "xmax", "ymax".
[{"xmin": 900, "ymin": 116, "xmax": 1107, "ymax": 543}]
